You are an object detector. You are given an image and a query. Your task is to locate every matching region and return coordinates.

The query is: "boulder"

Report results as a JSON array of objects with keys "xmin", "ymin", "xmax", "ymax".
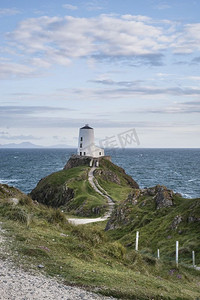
[{"xmin": 154, "ymin": 185, "xmax": 174, "ymax": 209}]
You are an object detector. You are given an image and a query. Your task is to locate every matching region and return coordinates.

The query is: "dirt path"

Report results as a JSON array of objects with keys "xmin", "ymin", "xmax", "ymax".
[
  {"xmin": 0, "ymin": 223, "xmax": 116, "ymax": 300},
  {"xmin": 68, "ymin": 167, "xmax": 115, "ymax": 225}
]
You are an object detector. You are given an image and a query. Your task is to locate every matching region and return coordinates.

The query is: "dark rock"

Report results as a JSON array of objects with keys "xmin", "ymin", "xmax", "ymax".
[
  {"xmin": 126, "ymin": 189, "xmax": 140, "ymax": 205},
  {"xmin": 171, "ymin": 215, "xmax": 183, "ymax": 230},
  {"xmin": 63, "ymin": 155, "xmax": 92, "ymax": 170},
  {"xmin": 154, "ymin": 185, "xmax": 174, "ymax": 209},
  {"xmin": 30, "ymin": 182, "xmax": 74, "ymax": 207},
  {"xmin": 95, "ymin": 160, "xmax": 139, "ymax": 189},
  {"xmin": 96, "ymin": 169, "xmax": 121, "ymax": 185},
  {"xmin": 63, "ymin": 154, "xmax": 112, "ymax": 170},
  {"xmin": 188, "ymin": 216, "xmax": 200, "ymax": 223}
]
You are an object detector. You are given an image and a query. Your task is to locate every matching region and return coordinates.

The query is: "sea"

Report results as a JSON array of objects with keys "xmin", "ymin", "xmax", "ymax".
[{"xmin": 0, "ymin": 148, "xmax": 199, "ymax": 199}]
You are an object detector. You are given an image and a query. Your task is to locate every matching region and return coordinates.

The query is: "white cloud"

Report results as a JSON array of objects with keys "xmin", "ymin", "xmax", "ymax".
[
  {"xmin": 173, "ymin": 23, "xmax": 200, "ymax": 54},
  {"xmin": 154, "ymin": 4, "xmax": 171, "ymax": 10},
  {"xmin": 7, "ymin": 14, "xmax": 172, "ymax": 69},
  {"xmin": 3, "ymin": 14, "xmax": 200, "ymax": 77},
  {"xmin": 0, "ymin": 8, "xmax": 21, "ymax": 16},
  {"xmin": 0, "ymin": 61, "xmax": 37, "ymax": 79},
  {"xmin": 62, "ymin": 4, "xmax": 78, "ymax": 10}
]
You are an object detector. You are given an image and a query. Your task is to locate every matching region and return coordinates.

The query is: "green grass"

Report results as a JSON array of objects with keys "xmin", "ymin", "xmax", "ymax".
[
  {"xmin": 30, "ymin": 166, "xmax": 107, "ymax": 217},
  {"xmin": 94, "ymin": 158, "xmax": 135, "ymax": 202},
  {"xmin": 107, "ymin": 194, "xmax": 200, "ymax": 265},
  {"xmin": 0, "ymin": 197, "xmax": 200, "ymax": 299},
  {"xmin": 96, "ymin": 177, "xmax": 132, "ymax": 202}
]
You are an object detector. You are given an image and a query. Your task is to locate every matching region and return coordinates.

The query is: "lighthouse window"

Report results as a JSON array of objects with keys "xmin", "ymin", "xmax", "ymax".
[
  {"xmin": 80, "ymin": 152, "xmax": 82, "ymax": 156},
  {"xmin": 84, "ymin": 152, "xmax": 86, "ymax": 156},
  {"xmin": 80, "ymin": 143, "xmax": 82, "ymax": 148},
  {"xmin": 99, "ymin": 152, "xmax": 101, "ymax": 155},
  {"xmin": 80, "ymin": 137, "xmax": 83, "ymax": 141}
]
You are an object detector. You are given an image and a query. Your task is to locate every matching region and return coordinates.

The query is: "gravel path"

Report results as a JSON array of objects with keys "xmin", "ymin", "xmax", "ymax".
[
  {"xmin": 0, "ymin": 260, "xmax": 115, "ymax": 300},
  {"xmin": 68, "ymin": 167, "xmax": 115, "ymax": 225},
  {"xmin": 0, "ymin": 223, "xmax": 116, "ymax": 300}
]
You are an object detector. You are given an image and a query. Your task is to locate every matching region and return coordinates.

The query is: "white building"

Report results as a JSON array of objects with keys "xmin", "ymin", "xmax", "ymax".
[{"xmin": 77, "ymin": 124, "xmax": 104, "ymax": 158}]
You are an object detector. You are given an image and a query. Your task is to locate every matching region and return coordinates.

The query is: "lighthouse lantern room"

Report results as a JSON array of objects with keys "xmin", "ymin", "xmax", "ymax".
[{"xmin": 77, "ymin": 124, "xmax": 104, "ymax": 158}]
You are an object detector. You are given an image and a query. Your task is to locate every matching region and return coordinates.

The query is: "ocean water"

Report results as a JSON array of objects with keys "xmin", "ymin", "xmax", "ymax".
[{"xmin": 0, "ymin": 148, "xmax": 199, "ymax": 199}]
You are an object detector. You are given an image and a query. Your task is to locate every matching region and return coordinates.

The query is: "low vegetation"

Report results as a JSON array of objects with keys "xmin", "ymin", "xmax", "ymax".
[
  {"xmin": 0, "ymin": 183, "xmax": 200, "ymax": 300},
  {"xmin": 106, "ymin": 190, "xmax": 200, "ymax": 266},
  {"xmin": 30, "ymin": 158, "xmax": 138, "ymax": 216},
  {"xmin": 30, "ymin": 166, "xmax": 107, "ymax": 216}
]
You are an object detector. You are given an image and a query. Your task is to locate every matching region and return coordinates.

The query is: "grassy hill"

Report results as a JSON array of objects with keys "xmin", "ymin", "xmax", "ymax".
[
  {"xmin": 0, "ymin": 183, "xmax": 200, "ymax": 299},
  {"xmin": 30, "ymin": 156, "xmax": 138, "ymax": 216},
  {"xmin": 105, "ymin": 186, "xmax": 200, "ymax": 265}
]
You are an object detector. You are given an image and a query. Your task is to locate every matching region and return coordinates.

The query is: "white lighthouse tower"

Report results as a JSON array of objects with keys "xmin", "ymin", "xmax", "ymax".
[{"xmin": 77, "ymin": 124, "xmax": 104, "ymax": 158}]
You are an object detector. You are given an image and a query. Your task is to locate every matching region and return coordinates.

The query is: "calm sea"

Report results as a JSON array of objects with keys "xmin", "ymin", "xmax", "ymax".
[{"xmin": 0, "ymin": 148, "xmax": 199, "ymax": 199}]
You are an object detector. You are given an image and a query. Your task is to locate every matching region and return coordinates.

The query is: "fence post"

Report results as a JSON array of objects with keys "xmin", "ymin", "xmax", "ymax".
[
  {"xmin": 176, "ymin": 241, "xmax": 179, "ymax": 267},
  {"xmin": 135, "ymin": 231, "xmax": 139, "ymax": 251},
  {"xmin": 192, "ymin": 251, "xmax": 195, "ymax": 268},
  {"xmin": 157, "ymin": 249, "xmax": 160, "ymax": 260}
]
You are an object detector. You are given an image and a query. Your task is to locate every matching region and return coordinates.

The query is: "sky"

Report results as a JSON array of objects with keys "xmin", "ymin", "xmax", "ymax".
[{"xmin": 0, "ymin": 0, "xmax": 200, "ymax": 148}]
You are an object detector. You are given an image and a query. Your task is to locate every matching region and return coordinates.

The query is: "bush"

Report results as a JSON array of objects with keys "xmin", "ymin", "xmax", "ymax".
[
  {"xmin": 104, "ymin": 241, "xmax": 126, "ymax": 259},
  {"xmin": 5, "ymin": 206, "xmax": 28, "ymax": 223},
  {"xmin": 72, "ymin": 226, "xmax": 106, "ymax": 246}
]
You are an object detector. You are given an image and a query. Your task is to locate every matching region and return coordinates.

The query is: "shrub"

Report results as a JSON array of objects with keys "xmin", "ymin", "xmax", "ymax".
[
  {"xmin": 5, "ymin": 206, "xmax": 28, "ymax": 223},
  {"xmin": 104, "ymin": 241, "xmax": 126, "ymax": 259}
]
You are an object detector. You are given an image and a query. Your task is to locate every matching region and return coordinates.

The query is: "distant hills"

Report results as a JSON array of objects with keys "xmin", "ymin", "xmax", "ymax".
[{"xmin": 0, "ymin": 142, "xmax": 73, "ymax": 149}]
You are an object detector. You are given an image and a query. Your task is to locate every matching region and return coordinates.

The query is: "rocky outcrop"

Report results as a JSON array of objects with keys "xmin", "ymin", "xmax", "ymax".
[
  {"xmin": 95, "ymin": 159, "xmax": 139, "ymax": 189},
  {"xmin": 105, "ymin": 185, "xmax": 175, "ymax": 231},
  {"xmin": 0, "ymin": 183, "xmax": 31, "ymax": 204},
  {"xmin": 30, "ymin": 182, "xmax": 74, "ymax": 207},
  {"xmin": 63, "ymin": 155, "xmax": 112, "ymax": 170},
  {"xmin": 171, "ymin": 215, "xmax": 183, "ymax": 230},
  {"xmin": 154, "ymin": 185, "xmax": 174, "ymax": 209},
  {"xmin": 64, "ymin": 155, "xmax": 92, "ymax": 170}
]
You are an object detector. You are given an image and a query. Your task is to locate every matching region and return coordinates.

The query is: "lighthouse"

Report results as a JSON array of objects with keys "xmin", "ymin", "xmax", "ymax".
[{"xmin": 77, "ymin": 124, "xmax": 104, "ymax": 158}]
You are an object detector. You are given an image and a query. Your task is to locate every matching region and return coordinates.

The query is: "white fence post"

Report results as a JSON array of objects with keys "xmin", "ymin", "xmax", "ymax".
[
  {"xmin": 157, "ymin": 249, "xmax": 160, "ymax": 260},
  {"xmin": 135, "ymin": 231, "xmax": 139, "ymax": 251},
  {"xmin": 192, "ymin": 251, "xmax": 195, "ymax": 268},
  {"xmin": 176, "ymin": 241, "xmax": 179, "ymax": 267}
]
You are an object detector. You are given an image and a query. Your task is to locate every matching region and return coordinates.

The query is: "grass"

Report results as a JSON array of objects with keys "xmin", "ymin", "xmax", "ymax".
[
  {"xmin": 94, "ymin": 159, "xmax": 134, "ymax": 202},
  {"xmin": 106, "ymin": 193, "xmax": 200, "ymax": 266},
  {"xmin": 0, "ymin": 196, "xmax": 200, "ymax": 299},
  {"xmin": 30, "ymin": 166, "xmax": 107, "ymax": 217}
]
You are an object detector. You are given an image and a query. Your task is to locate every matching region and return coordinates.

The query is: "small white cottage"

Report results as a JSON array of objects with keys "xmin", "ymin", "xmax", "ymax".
[{"xmin": 77, "ymin": 124, "xmax": 104, "ymax": 158}]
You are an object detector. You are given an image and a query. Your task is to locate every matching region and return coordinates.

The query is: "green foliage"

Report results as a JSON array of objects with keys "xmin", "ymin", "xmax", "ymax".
[
  {"xmin": 103, "ymin": 241, "xmax": 126, "ymax": 259},
  {"xmin": 108, "ymin": 195, "xmax": 200, "ymax": 265},
  {"xmin": 4, "ymin": 205, "xmax": 28, "ymax": 223},
  {"xmin": 0, "ymin": 194, "xmax": 200, "ymax": 300},
  {"xmin": 31, "ymin": 166, "xmax": 107, "ymax": 217}
]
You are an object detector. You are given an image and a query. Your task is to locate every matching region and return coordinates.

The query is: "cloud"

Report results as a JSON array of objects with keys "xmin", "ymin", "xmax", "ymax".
[
  {"xmin": 85, "ymin": 1, "xmax": 104, "ymax": 11},
  {"xmin": 0, "ymin": 8, "xmax": 21, "ymax": 16},
  {"xmin": 154, "ymin": 4, "xmax": 171, "ymax": 10},
  {"xmin": 88, "ymin": 78, "xmax": 200, "ymax": 97},
  {"xmin": 173, "ymin": 23, "xmax": 200, "ymax": 54},
  {"xmin": 192, "ymin": 56, "xmax": 200, "ymax": 64},
  {"xmin": 62, "ymin": 4, "xmax": 78, "ymax": 10},
  {"xmin": 0, "ymin": 61, "xmax": 40, "ymax": 79},
  {"xmin": 6, "ymin": 14, "xmax": 174, "ymax": 70},
  {"xmin": 0, "ymin": 134, "xmax": 41, "ymax": 140},
  {"xmin": 0, "ymin": 106, "xmax": 74, "ymax": 116},
  {"xmin": 137, "ymin": 100, "xmax": 200, "ymax": 114},
  {"xmin": 3, "ymin": 13, "xmax": 200, "ymax": 77}
]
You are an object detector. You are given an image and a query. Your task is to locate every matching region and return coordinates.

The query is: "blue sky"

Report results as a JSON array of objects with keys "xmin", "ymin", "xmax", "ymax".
[{"xmin": 0, "ymin": 0, "xmax": 200, "ymax": 147}]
